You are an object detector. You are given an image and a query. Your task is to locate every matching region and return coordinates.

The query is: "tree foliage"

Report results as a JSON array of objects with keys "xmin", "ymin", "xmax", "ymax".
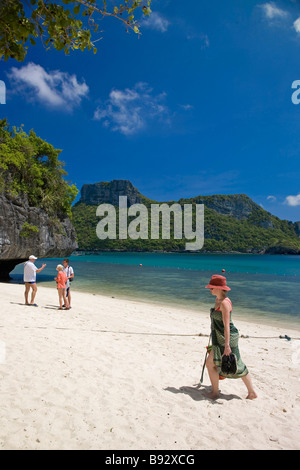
[
  {"xmin": 0, "ymin": 0, "xmax": 152, "ymax": 61},
  {"xmin": 0, "ymin": 119, "xmax": 78, "ymax": 217},
  {"xmin": 72, "ymin": 200, "xmax": 300, "ymax": 253}
]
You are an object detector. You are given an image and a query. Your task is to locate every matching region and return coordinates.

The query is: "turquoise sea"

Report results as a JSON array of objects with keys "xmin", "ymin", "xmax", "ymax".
[{"xmin": 9, "ymin": 252, "xmax": 300, "ymax": 328}]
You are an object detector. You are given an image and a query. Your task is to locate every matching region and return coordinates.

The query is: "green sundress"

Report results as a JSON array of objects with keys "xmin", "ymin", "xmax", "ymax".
[{"xmin": 210, "ymin": 301, "xmax": 248, "ymax": 379}]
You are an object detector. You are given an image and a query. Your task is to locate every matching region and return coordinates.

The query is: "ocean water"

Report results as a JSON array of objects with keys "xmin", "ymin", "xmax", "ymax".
[{"xmin": 8, "ymin": 252, "xmax": 300, "ymax": 328}]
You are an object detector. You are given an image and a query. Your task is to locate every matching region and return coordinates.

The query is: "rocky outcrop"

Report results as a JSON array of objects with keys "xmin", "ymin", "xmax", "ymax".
[
  {"xmin": 190, "ymin": 194, "xmax": 255, "ymax": 220},
  {"xmin": 80, "ymin": 182, "xmax": 259, "ymax": 220},
  {"xmin": 188, "ymin": 194, "xmax": 276, "ymax": 229},
  {"xmin": 80, "ymin": 180, "xmax": 143, "ymax": 206},
  {"xmin": 0, "ymin": 192, "xmax": 78, "ymax": 279}
]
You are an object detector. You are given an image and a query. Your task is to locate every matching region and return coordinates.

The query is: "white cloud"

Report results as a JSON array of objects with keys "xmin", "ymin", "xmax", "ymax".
[
  {"xmin": 8, "ymin": 62, "xmax": 88, "ymax": 110},
  {"xmin": 186, "ymin": 32, "xmax": 210, "ymax": 49},
  {"xmin": 293, "ymin": 17, "xmax": 300, "ymax": 33},
  {"xmin": 260, "ymin": 2, "xmax": 288, "ymax": 20},
  {"xmin": 94, "ymin": 82, "xmax": 170, "ymax": 135},
  {"xmin": 142, "ymin": 12, "xmax": 170, "ymax": 33},
  {"xmin": 180, "ymin": 104, "xmax": 194, "ymax": 111},
  {"xmin": 285, "ymin": 194, "xmax": 300, "ymax": 206},
  {"xmin": 267, "ymin": 195, "xmax": 277, "ymax": 202}
]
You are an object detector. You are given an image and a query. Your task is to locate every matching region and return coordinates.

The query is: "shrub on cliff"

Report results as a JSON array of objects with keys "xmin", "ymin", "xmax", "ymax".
[{"xmin": 0, "ymin": 119, "xmax": 78, "ymax": 217}]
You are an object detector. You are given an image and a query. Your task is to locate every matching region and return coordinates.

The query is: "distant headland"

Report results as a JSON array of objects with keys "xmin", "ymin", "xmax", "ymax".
[{"xmin": 72, "ymin": 180, "xmax": 300, "ymax": 255}]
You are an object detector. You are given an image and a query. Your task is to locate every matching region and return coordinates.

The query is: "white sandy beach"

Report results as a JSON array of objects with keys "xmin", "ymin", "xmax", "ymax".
[{"xmin": 0, "ymin": 283, "xmax": 299, "ymax": 450}]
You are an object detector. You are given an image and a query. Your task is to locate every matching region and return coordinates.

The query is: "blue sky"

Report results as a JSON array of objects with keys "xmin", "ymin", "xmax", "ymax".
[{"xmin": 1, "ymin": 0, "xmax": 300, "ymax": 221}]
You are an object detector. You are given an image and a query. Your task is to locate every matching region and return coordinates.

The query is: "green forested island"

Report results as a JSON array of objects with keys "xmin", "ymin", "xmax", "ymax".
[
  {"xmin": 1, "ymin": 119, "xmax": 299, "ymax": 258},
  {"xmin": 72, "ymin": 180, "xmax": 300, "ymax": 254}
]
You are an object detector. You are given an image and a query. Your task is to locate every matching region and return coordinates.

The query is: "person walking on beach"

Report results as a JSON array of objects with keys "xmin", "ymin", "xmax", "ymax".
[
  {"xmin": 205, "ymin": 274, "xmax": 257, "ymax": 400},
  {"xmin": 54, "ymin": 264, "xmax": 69, "ymax": 310},
  {"xmin": 62, "ymin": 258, "xmax": 74, "ymax": 309},
  {"xmin": 24, "ymin": 255, "xmax": 46, "ymax": 306}
]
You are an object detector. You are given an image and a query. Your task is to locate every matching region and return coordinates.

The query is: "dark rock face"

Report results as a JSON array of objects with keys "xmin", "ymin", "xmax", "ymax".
[
  {"xmin": 264, "ymin": 246, "xmax": 300, "ymax": 254},
  {"xmin": 80, "ymin": 180, "xmax": 143, "ymax": 206},
  {"xmin": 0, "ymin": 192, "xmax": 78, "ymax": 279},
  {"xmin": 192, "ymin": 195, "xmax": 254, "ymax": 220}
]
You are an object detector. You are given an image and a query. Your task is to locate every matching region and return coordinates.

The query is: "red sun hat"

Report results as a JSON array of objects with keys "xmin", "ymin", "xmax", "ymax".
[{"xmin": 205, "ymin": 274, "xmax": 231, "ymax": 291}]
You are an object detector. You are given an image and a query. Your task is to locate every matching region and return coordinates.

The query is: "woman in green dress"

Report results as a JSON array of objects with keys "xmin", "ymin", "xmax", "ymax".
[{"xmin": 205, "ymin": 274, "xmax": 257, "ymax": 400}]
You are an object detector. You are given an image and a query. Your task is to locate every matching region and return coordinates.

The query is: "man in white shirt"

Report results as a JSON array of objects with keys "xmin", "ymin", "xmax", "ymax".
[
  {"xmin": 63, "ymin": 258, "xmax": 74, "ymax": 309},
  {"xmin": 24, "ymin": 255, "xmax": 46, "ymax": 306}
]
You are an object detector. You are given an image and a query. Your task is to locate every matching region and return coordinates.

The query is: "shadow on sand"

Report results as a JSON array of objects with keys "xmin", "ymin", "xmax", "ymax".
[
  {"xmin": 9, "ymin": 302, "xmax": 61, "ymax": 310},
  {"xmin": 164, "ymin": 384, "xmax": 242, "ymax": 402}
]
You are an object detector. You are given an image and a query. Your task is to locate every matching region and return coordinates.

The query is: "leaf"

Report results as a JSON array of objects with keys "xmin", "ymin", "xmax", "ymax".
[
  {"xmin": 29, "ymin": 37, "xmax": 36, "ymax": 46},
  {"xmin": 55, "ymin": 42, "xmax": 65, "ymax": 51},
  {"xmin": 73, "ymin": 5, "xmax": 80, "ymax": 15},
  {"xmin": 133, "ymin": 25, "xmax": 139, "ymax": 34}
]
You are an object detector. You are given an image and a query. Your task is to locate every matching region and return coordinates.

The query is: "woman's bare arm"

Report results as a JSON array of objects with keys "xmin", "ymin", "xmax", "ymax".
[{"xmin": 221, "ymin": 300, "xmax": 231, "ymax": 356}]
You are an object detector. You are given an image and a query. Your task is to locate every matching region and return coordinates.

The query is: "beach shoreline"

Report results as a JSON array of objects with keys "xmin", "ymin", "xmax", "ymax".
[
  {"xmin": 8, "ymin": 252, "xmax": 300, "ymax": 330},
  {"xmin": 0, "ymin": 283, "xmax": 299, "ymax": 450},
  {"xmin": 34, "ymin": 280, "xmax": 300, "ymax": 332}
]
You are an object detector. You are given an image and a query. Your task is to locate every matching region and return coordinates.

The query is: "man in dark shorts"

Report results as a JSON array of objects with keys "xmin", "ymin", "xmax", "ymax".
[{"xmin": 63, "ymin": 258, "xmax": 74, "ymax": 309}]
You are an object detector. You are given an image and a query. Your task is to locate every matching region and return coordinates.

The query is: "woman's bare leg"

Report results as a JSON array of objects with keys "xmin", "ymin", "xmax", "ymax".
[
  {"xmin": 63, "ymin": 290, "xmax": 69, "ymax": 309},
  {"xmin": 58, "ymin": 289, "xmax": 63, "ymax": 309},
  {"xmin": 242, "ymin": 373, "xmax": 257, "ymax": 399},
  {"xmin": 205, "ymin": 351, "xmax": 220, "ymax": 399}
]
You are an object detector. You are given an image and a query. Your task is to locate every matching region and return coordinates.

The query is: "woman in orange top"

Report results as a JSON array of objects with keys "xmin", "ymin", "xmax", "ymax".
[{"xmin": 54, "ymin": 264, "xmax": 69, "ymax": 310}]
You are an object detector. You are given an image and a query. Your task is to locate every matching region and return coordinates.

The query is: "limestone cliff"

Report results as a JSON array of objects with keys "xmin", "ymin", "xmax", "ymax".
[
  {"xmin": 0, "ymin": 192, "xmax": 77, "ymax": 279},
  {"xmin": 80, "ymin": 180, "xmax": 144, "ymax": 206}
]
